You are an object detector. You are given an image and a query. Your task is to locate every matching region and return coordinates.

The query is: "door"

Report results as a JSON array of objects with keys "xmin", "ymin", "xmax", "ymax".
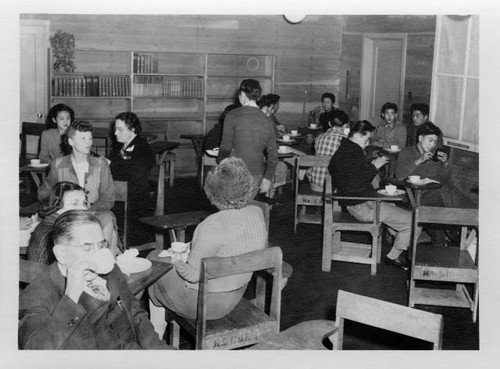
[{"xmin": 360, "ymin": 34, "xmax": 407, "ymax": 126}]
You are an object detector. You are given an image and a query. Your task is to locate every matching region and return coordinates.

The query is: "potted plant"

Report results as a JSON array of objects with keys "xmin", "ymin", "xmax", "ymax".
[{"xmin": 50, "ymin": 30, "xmax": 76, "ymax": 73}]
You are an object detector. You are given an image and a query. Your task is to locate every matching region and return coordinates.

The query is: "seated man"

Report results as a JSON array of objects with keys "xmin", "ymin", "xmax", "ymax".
[
  {"xmin": 329, "ymin": 120, "xmax": 416, "ymax": 270},
  {"xmin": 306, "ymin": 109, "xmax": 350, "ymax": 192},
  {"xmin": 373, "ymin": 102, "xmax": 407, "ymax": 150},
  {"xmin": 406, "ymin": 103, "xmax": 444, "ymax": 148},
  {"xmin": 395, "ymin": 121, "xmax": 474, "ymax": 245},
  {"xmin": 19, "ymin": 210, "xmax": 170, "ymax": 350}
]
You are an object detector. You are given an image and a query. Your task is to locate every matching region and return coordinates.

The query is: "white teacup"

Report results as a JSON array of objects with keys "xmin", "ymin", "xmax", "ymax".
[
  {"xmin": 385, "ymin": 184, "xmax": 397, "ymax": 195},
  {"xmin": 282, "ymin": 134, "xmax": 291, "ymax": 142},
  {"xmin": 310, "ymin": 123, "xmax": 318, "ymax": 129},
  {"xmin": 291, "ymin": 130, "xmax": 298, "ymax": 136},
  {"xmin": 390, "ymin": 145, "xmax": 399, "ymax": 152},
  {"xmin": 408, "ymin": 175, "xmax": 421, "ymax": 183},
  {"xmin": 278, "ymin": 145, "xmax": 288, "ymax": 153},
  {"xmin": 30, "ymin": 159, "xmax": 41, "ymax": 166},
  {"xmin": 171, "ymin": 241, "xmax": 189, "ymax": 253}
]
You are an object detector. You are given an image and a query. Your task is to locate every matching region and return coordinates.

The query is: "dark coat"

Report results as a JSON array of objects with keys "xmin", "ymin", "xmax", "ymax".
[{"xmin": 19, "ymin": 264, "xmax": 169, "ymax": 350}]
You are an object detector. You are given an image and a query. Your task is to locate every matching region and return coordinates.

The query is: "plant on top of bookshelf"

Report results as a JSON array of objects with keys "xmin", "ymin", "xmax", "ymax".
[{"xmin": 50, "ymin": 30, "xmax": 76, "ymax": 73}]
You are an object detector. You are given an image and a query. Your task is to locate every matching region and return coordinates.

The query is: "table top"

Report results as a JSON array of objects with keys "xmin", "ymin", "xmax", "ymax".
[
  {"xmin": 387, "ymin": 178, "xmax": 442, "ymax": 190},
  {"xmin": 140, "ymin": 210, "xmax": 210, "ymax": 230},
  {"xmin": 180, "ymin": 134, "xmax": 206, "ymax": 140},
  {"xmin": 325, "ymin": 192, "xmax": 403, "ymax": 202},
  {"xmin": 278, "ymin": 152, "xmax": 295, "ymax": 158},
  {"xmin": 149, "ymin": 141, "xmax": 180, "ymax": 154},
  {"xmin": 20, "ymin": 164, "xmax": 50, "ymax": 173},
  {"xmin": 125, "ymin": 260, "xmax": 172, "ymax": 295}
]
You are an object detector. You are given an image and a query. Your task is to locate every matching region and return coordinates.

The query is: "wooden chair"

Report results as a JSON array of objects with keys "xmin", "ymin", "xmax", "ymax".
[
  {"xmin": 166, "ymin": 247, "xmax": 283, "ymax": 350},
  {"xmin": 138, "ymin": 150, "xmax": 209, "ymax": 252},
  {"xmin": 249, "ymin": 289, "xmax": 443, "ymax": 350},
  {"xmin": 92, "ymin": 127, "xmax": 112, "ymax": 158},
  {"xmin": 293, "ymin": 155, "xmax": 331, "ymax": 233},
  {"xmin": 20, "ymin": 122, "xmax": 45, "ymax": 160},
  {"xmin": 144, "ymin": 131, "xmax": 176, "ymax": 188},
  {"xmin": 331, "ymin": 290, "xmax": 444, "ymax": 350},
  {"xmin": 409, "ymin": 206, "xmax": 479, "ymax": 323},
  {"xmin": 322, "ymin": 174, "xmax": 401, "ymax": 275},
  {"xmin": 113, "ymin": 180, "xmax": 128, "ymax": 250}
]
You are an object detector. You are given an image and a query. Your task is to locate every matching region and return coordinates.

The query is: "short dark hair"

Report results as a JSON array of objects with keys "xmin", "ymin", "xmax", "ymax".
[
  {"xmin": 61, "ymin": 121, "xmax": 93, "ymax": 155},
  {"xmin": 416, "ymin": 121, "xmax": 442, "ymax": 138},
  {"xmin": 380, "ymin": 102, "xmax": 398, "ymax": 116},
  {"xmin": 348, "ymin": 120, "xmax": 375, "ymax": 138},
  {"xmin": 52, "ymin": 209, "xmax": 102, "ymax": 245},
  {"xmin": 410, "ymin": 103, "xmax": 430, "ymax": 117},
  {"xmin": 114, "ymin": 111, "xmax": 142, "ymax": 135},
  {"xmin": 46, "ymin": 104, "xmax": 75, "ymax": 129},
  {"xmin": 40, "ymin": 181, "xmax": 86, "ymax": 217},
  {"xmin": 204, "ymin": 157, "xmax": 254, "ymax": 210},
  {"xmin": 321, "ymin": 92, "xmax": 336, "ymax": 104},
  {"xmin": 332, "ymin": 109, "xmax": 349, "ymax": 126},
  {"xmin": 257, "ymin": 94, "xmax": 281, "ymax": 109},
  {"xmin": 239, "ymin": 79, "xmax": 262, "ymax": 101}
]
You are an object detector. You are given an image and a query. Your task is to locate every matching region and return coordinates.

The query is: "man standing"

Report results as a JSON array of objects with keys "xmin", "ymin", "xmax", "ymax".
[
  {"xmin": 329, "ymin": 120, "xmax": 415, "ymax": 270},
  {"xmin": 219, "ymin": 79, "xmax": 278, "ymax": 197}
]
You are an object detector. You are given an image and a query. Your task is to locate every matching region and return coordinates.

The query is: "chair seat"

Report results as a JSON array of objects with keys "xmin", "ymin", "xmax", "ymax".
[
  {"xmin": 248, "ymin": 320, "xmax": 336, "ymax": 350},
  {"xmin": 140, "ymin": 210, "xmax": 210, "ymax": 230},
  {"xmin": 169, "ymin": 298, "xmax": 278, "ymax": 350}
]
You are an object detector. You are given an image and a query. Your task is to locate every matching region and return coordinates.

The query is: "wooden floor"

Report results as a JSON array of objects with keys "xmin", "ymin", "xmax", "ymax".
[{"xmin": 20, "ymin": 176, "xmax": 480, "ymax": 350}]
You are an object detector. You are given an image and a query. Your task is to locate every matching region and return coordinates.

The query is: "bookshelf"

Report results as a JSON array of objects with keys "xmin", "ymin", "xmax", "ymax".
[{"xmin": 49, "ymin": 50, "xmax": 275, "ymax": 176}]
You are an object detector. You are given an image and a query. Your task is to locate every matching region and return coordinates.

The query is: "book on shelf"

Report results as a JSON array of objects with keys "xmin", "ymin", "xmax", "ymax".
[
  {"xmin": 133, "ymin": 54, "xmax": 159, "ymax": 74},
  {"xmin": 52, "ymin": 75, "xmax": 130, "ymax": 97}
]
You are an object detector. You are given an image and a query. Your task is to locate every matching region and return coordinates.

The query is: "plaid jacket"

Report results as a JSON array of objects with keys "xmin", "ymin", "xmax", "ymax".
[{"xmin": 306, "ymin": 126, "xmax": 346, "ymax": 189}]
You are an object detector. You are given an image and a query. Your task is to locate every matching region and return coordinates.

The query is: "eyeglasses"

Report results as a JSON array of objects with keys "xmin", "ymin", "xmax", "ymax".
[{"xmin": 64, "ymin": 239, "xmax": 109, "ymax": 252}]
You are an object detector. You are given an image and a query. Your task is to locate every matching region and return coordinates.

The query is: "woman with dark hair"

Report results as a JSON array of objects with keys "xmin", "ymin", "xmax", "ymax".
[
  {"xmin": 109, "ymin": 112, "xmax": 155, "ymax": 245},
  {"xmin": 39, "ymin": 104, "xmax": 75, "ymax": 163},
  {"xmin": 38, "ymin": 120, "xmax": 120, "ymax": 255},
  {"xmin": 148, "ymin": 157, "xmax": 267, "ymax": 336},
  {"xmin": 27, "ymin": 181, "xmax": 89, "ymax": 264}
]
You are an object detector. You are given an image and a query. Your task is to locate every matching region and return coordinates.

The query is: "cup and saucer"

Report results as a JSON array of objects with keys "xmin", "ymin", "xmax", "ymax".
[
  {"xmin": 29, "ymin": 159, "xmax": 49, "ymax": 168},
  {"xmin": 377, "ymin": 184, "xmax": 405, "ymax": 196}
]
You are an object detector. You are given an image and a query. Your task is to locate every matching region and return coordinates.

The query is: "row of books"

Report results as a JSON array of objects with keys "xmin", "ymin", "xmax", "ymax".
[
  {"xmin": 133, "ymin": 54, "xmax": 159, "ymax": 74},
  {"xmin": 133, "ymin": 76, "xmax": 204, "ymax": 98},
  {"xmin": 52, "ymin": 76, "xmax": 131, "ymax": 97}
]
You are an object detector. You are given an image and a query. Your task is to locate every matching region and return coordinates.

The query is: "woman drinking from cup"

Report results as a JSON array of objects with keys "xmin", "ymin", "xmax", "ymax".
[{"xmin": 148, "ymin": 157, "xmax": 267, "ymax": 337}]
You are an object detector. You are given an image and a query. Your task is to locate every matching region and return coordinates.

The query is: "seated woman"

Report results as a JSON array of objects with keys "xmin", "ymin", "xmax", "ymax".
[
  {"xmin": 39, "ymin": 104, "xmax": 75, "ymax": 164},
  {"xmin": 27, "ymin": 181, "xmax": 89, "ymax": 264},
  {"xmin": 148, "ymin": 157, "xmax": 267, "ymax": 336},
  {"xmin": 109, "ymin": 112, "xmax": 155, "ymax": 246},
  {"xmin": 37, "ymin": 120, "xmax": 121, "ymax": 254}
]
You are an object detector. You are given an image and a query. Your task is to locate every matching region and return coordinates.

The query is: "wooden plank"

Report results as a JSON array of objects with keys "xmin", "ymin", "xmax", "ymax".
[
  {"xmin": 413, "ymin": 265, "xmax": 477, "ymax": 283},
  {"xmin": 411, "ymin": 287, "xmax": 473, "ymax": 308},
  {"xmin": 418, "ymin": 206, "xmax": 478, "ymax": 227},
  {"xmin": 298, "ymin": 212, "xmax": 322, "ymax": 224},
  {"xmin": 336, "ymin": 290, "xmax": 443, "ymax": 345},
  {"xmin": 415, "ymin": 244, "xmax": 477, "ymax": 270}
]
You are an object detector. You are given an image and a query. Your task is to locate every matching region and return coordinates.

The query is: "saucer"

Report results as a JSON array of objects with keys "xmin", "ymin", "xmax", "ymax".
[
  {"xmin": 278, "ymin": 138, "xmax": 297, "ymax": 143},
  {"xmin": 29, "ymin": 163, "xmax": 49, "ymax": 168},
  {"xmin": 308, "ymin": 126, "xmax": 320, "ymax": 130},
  {"xmin": 205, "ymin": 149, "xmax": 219, "ymax": 157},
  {"xmin": 377, "ymin": 189, "xmax": 405, "ymax": 196}
]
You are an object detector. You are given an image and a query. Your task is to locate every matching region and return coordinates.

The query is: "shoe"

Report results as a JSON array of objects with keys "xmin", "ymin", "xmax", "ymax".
[{"xmin": 384, "ymin": 251, "xmax": 409, "ymax": 270}]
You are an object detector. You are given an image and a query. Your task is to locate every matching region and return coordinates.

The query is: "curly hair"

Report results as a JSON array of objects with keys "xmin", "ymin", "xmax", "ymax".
[
  {"xmin": 61, "ymin": 120, "xmax": 93, "ymax": 155},
  {"xmin": 203, "ymin": 157, "xmax": 254, "ymax": 210},
  {"xmin": 114, "ymin": 111, "xmax": 142, "ymax": 135}
]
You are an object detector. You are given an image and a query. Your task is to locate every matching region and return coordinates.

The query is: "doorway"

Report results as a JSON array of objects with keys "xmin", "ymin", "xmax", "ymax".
[{"xmin": 360, "ymin": 34, "xmax": 407, "ymax": 126}]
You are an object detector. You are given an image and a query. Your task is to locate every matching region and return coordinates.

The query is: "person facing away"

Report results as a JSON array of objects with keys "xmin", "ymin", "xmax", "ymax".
[
  {"xmin": 19, "ymin": 210, "xmax": 171, "ymax": 350},
  {"xmin": 28, "ymin": 181, "xmax": 90, "ymax": 265},
  {"xmin": 148, "ymin": 157, "xmax": 267, "ymax": 338},
  {"xmin": 329, "ymin": 120, "xmax": 417, "ymax": 271},
  {"xmin": 39, "ymin": 104, "xmax": 75, "ymax": 164},
  {"xmin": 306, "ymin": 109, "xmax": 350, "ymax": 192},
  {"xmin": 308, "ymin": 92, "xmax": 337, "ymax": 132},
  {"xmin": 218, "ymin": 78, "xmax": 278, "ymax": 197},
  {"xmin": 372, "ymin": 102, "xmax": 407, "ymax": 149}
]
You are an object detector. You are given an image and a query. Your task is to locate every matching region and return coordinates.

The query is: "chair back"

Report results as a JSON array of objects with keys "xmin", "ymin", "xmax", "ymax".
[
  {"xmin": 20, "ymin": 122, "xmax": 45, "ymax": 159},
  {"xmin": 91, "ymin": 127, "xmax": 112, "ymax": 157},
  {"xmin": 331, "ymin": 290, "xmax": 444, "ymax": 350},
  {"xmin": 196, "ymin": 247, "xmax": 283, "ymax": 349},
  {"xmin": 20, "ymin": 259, "xmax": 47, "ymax": 285},
  {"xmin": 113, "ymin": 180, "xmax": 128, "ymax": 249},
  {"xmin": 248, "ymin": 199, "xmax": 270, "ymax": 235}
]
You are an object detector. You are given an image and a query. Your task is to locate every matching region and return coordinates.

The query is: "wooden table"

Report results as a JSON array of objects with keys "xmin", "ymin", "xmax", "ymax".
[
  {"xmin": 180, "ymin": 133, "xmax": 206, "ymax": 160},
  {"xmin": 20, "ymin": 164, "xmax": 50, "ymax": 189},
  {"xmin": 150, "ymin": 141, "xmax": 180, "ymax": 161},
  {"xmin": 125, "ymin": 260, "xmax": 172, "ymax": 295},
  {"xmin": 387, "ymin": 178, "xmax": 442, "ymax": 209}
]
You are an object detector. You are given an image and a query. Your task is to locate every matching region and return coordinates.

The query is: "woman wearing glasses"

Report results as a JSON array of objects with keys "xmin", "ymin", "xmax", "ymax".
[
  {"xmin": 109, "ymin": 112, "xmax": 155, "ymax": 245},
  {"xmin": 28, "ymin": 181, "xmax": 89, "ymax": 264},
  {"xmin": 19, "ymin": 210, "xmax": 169, "ymax": 350}
]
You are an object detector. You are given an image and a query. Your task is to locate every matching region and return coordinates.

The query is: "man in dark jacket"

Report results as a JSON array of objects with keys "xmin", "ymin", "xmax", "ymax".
[
  {"xmin": 329, "ymin": 120, "xmax": 416, "ymax": 270},
  {"xmin": 19, "ymin": 210, "xmax": 170, "ymax": 350}
]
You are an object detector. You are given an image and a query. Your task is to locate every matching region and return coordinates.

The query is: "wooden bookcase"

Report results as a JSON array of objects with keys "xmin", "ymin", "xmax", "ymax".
[{"xmin": 49, "ymin": 50, "xmax": 276, "ymax": 176}]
